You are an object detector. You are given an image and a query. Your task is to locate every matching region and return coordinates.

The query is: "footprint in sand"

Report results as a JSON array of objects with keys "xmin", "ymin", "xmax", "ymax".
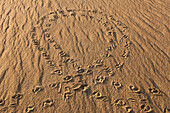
[
  {"xmin": 51, "ymin": 69, "xmax": 63, "ymax": 75},
  {"xmin": 116, "ymin": 20, "xmax": 123, "ymax": 26},
  {"xmin": 123, "ymin": 35, "xmax": 128, "ymax": 39},
  {"xmin": 37, "ymin": 46, "xmax": 44, "ymax": 51},
  {"xmin": 85, "ymin": 69, "xmax": 93, "ymax": 75},
  {"xmin": 73, "ymin": 73, "xmax": 83, "ymax": 82},
  {"xmin": 127, "ymin": 98, "xmax": 136, "ymax": 102},
  {"xmin": 112, "ymin": 81, "xmax": 122, "ymax": 90},
  {"xmin": 102, "ymin": 21, "xmax": 110, "ymax": 27},
  {"xmin": 107, "ymin": 38, "xmax": 116, "ymax": 49},
  {"xmin": 82, "ymin": 84, "xmax": 90, "ymax": 92},
  {"xmin": 71, "ymin": 83, "xmax": 83, "ymax": 91},
  {"xmin": 47, "ymin": 38, "xmax": 55, "ymax": 43},
  {"xmin": 123, "ymin": 106, "xmax": 133, "ymax": 113},
  {"xmin": 64, "ymin": 87, "xmax": 73, "ymax": 100},
  {"xmin": 121, "ymin": 49, "xmax": 130, "ymax": 58},
  {"xmin": 100, "ymin": 66, "xmax": 111, "ymax": 73},
  {"xmin": 32, "ymin": 86, "xmax": 43, "ymax": 94},
  {"xmin": 11, "ymin": 93, "xmax": 23, "ymax": 99},
  {"xmin": 71, "ymin": 81, "xmax": 89, "ymax": 91},
  {"xmin": 113, "ymin": 99, "xmax": 126, "ymax": 106},
  {"xmin": 64, "ymin": 92, "xmax": 73, "ymax": 100},
  {"xmin": 42, "ymin": 52, "xmax": 50, "ymax": 59},
  {"xmin": 107, "ymin": 30, "xmax": 114, "ymax": 36},
  {"xmin": 43, "ymin": 28, "xmax": 50, "ymax": 33},
  {"xmin": 115, "ymin": 62, "xmax": 124, "ymax": 70},
  {"xmin": 32, "ymin": 39, "xmax": 39, "ymax": 45},
  {"xmin": 140, "ymin": 103, "xmax": 153, "ymax": 113},
  {"xmin": 44, "ymin": 33, "xmax": 51, "ymax": 38},
  {"xmin": 62, "ymin": 58, "xmax": 70, "ymax": 63},
  {"xmin": 124, "ymin": 41, "xmax": 131, "ymax": 48},
  {"xmin": 42, "ymin": 98, "xmax": 54, "ymax": 107},
  {"xmin": 49, "ymin": 83, "xmax": 58, "ymax": 89},
  {"xmin": 46, "ymin": 24, "xmax": 51, "ymax": 27},
  {"xmin": 48, "ymin": 13, "xmax": 58, "ymax": 22},
  {"xmin": 93, "ymin": 75, "xmax": 106, "ymax": 84},
  {"xmin": 46, "ymin": 60, "xmax": 56, "ymax": 68},
  {"xmin": 31, "ymin": 28, "xmax": 37, "ymax": 33},
  {"xmin": 25, "ymin": 105, "xmax": 34, "ymax": 113},
  {"xmin": 53, "ymin": 43, "xmax": 61, "ymax": 50},
  {"xmin": 76, "ymin": 66, "xmax": 85, "ymax": 73},
  {"xmin": 87, "ymin": 64, "xmax": 95, "ymax": 69},
  {"xmin": 49, "ymin": 82, "xmax": 62, "ymax": 93},
  {"xmin": 129, "ymin": 85, "xmax": 141, "ymax": 93},
  {"xmin": 107, "ymin": 70, "xmax": 115, "ymax": 76},
  {"xmin": 10, "ymin": 99, "xmax": 18, "ymax": 107},
  {"xmin": 105, "ymin": 24, "xmax": 114, "ymax": 31},
  {"xmin": 29, "ymin": 8, "xmax": 133, "ymax": 109},
  {"xmin": 105, "ymin": 52, "xmax": 113, "ymax": 58},
  {"xmin": 105, "ymin": 46, "xmax": 113, "ymax": 52},
  {"xmin": 93, "ymin": 59, "xmax": 103, "ymax": 68},
  {"xmin": 91, "ymin": 90, "xmax": 106, "ymax": 100},
  {"xmin": 63, "ymin": 75, "xmax": 74, "ymax": 83},
  {"xmin": 148, "ymin": 87, "xmax": 162, "ymax": 96},
  {"xmin": 70, "ymin": 12, "xmax": 76, "ymax": 17},
  {"xmin": 59, "ymin": 51, "xmax": 68, "ymax": 57},
  {"xmin": 139, "ymin": 98, "xmax": 147, "ymax": 103}
]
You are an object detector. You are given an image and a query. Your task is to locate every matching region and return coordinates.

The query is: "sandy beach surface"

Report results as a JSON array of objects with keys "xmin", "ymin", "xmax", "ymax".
[{"xmin": 0, "ymin": 0, "xmax": 169, "ymax": 113}]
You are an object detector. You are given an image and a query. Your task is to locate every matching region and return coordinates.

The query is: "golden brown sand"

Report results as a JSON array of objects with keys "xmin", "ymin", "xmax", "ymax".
[{"xmin": 0, "ymin": 0, "xmax": 169, "ymax": 113}]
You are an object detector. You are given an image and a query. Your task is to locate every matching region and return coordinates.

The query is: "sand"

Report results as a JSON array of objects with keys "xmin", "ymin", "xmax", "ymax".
[{"xmin": 0, "ymin": 0, "xmax": 169, "ymax": 113}]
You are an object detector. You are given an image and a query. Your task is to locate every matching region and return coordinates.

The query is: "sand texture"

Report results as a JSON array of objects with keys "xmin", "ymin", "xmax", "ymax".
[{"xmin": 0, "ymin": 0, "xmax": 169, "ymax": 113}]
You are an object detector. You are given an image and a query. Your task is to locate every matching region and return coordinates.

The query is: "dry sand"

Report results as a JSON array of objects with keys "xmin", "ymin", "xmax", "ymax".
[{"xmin": 0, "ymin": 0, "xmax": 169, "ymax": 113}]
